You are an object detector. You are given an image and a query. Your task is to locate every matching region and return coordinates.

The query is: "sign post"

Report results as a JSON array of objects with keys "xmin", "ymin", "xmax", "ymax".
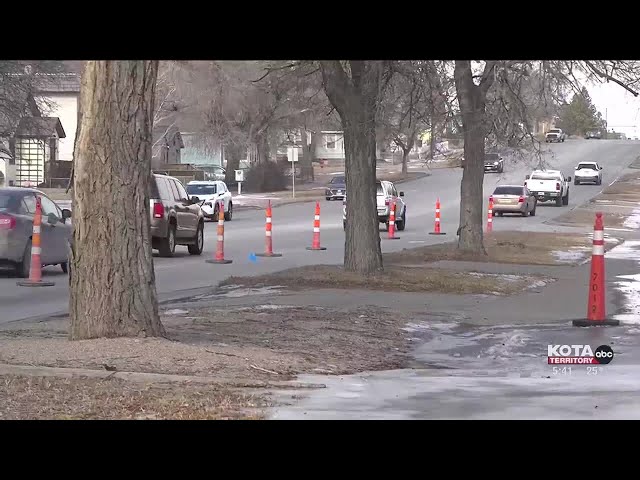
[
  {"xmin": 287, "ymin": 146, "xmax": 299, "ymax": 198},
  {"xmin": 235, "ymin": 169, "xmax": 244, "ymax": 195}
]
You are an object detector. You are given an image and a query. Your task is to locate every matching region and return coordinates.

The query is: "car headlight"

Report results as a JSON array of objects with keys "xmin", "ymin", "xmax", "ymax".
[{"xmin": 494, "ymin": 161, "xmax": 499, "ymax": 165}]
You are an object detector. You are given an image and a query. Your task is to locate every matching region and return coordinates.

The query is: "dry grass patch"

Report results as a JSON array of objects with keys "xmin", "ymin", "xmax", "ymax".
[
  {"xmin": 383, "ymin": 231, "xmax": 605, "ymax": 266},
  {"xmin": 377, "ymin": 171, "xmax": 427, "ymax": 183},
  {"xmin": 221, "ymin": 264, "xmax": 543, "ymax": 295},
  {"xmin": 553, "ymin": 208, "xmax": 631, "ymax": 229},
  {"xmin": 0, "ymin": 375, "xmax": 265, "ymax": 420}
]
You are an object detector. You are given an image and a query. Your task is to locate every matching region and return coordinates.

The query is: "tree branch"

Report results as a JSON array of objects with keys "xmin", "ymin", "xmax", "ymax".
[{"xmin": 584, "ymin": 60, "xmax": 640, "ymax": 97}]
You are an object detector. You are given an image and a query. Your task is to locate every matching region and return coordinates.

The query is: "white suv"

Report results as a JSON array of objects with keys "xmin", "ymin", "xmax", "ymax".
[
  {"xmin": 343, "ymin": 180, "xmax": 406, "ymax": 231},
  {"xmin": 186, "ymin": 180, "xmax": 234, "ymax": 221}
]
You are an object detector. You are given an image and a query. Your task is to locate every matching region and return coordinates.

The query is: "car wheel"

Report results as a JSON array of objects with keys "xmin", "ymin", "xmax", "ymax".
[
  {"xmin": 556, "ymin": 195, "xmax": 563, "ymax": 207},
  {"xmin": 343, "ymin": 220, "xmax": 346, "ymax": 230},
  {"xmin": 158, "ymin": 223, "xmax": 176, "ymax": 257},
  {"xmin": 61, "ymin": 262, "xmax": 68, "ymax": 274},
  {"xmin": 16, "ymin": 240, "xmax": 32, "ymax": 278},
  {"xmin": 397, "ymin": 210, "xmax": 406, "ymax": 231},
  {"xmin": 497, "ymin": 212, "xmax": 504, "ymax": 217},
  {"xmin": 326, "ymin": 197, "xmax": 331, "ymax": 201},
  {"xmin": 521, "ymin": 209, "xmax": 528, "ymax": 217},
  {"xmin": 563, "ymin": 191, "xmax": 569, "ymax": 206},
  {"xmin": 188, "ymin": 221, "xmax": 204, "ymax": 255},
  {"xmin": 224, "ymin": 202, "xmax": 233, "ymax": 221}
]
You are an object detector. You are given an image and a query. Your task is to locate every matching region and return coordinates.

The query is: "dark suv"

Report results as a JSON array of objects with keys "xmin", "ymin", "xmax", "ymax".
[{"xmin": 150, "ymin": 174, "xmax": 205, "ymax": 257}]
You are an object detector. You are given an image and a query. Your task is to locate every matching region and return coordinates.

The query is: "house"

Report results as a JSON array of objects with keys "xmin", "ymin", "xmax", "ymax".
[{"xmin": 32, "ymin": 73, "xmax": 80, "ymax": 163}]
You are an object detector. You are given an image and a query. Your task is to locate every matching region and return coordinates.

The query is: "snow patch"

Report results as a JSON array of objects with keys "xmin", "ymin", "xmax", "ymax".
[
  {"xmin": 162, "ymin": 308, "xmax": 189, "ymax": 316},
  {"xmin": 606, "ymin": 241, "xmax": 640, "ymax": 261},
  {"xmin": 552, "ymin": 249, "xmax": 589, "ymax": 263},
  {"xmin": 623, "ymin": 209, "xmax": 640, "ymax": 229},
  {"xmin": 613, "ymin": 274, "xmax": 640, "ymax": 325}
]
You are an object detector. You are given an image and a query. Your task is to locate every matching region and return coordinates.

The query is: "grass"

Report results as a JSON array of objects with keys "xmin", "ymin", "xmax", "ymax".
[
  {"xmin": 0, "ymin": 375, "xmax": 266, "ymax": 420},
  {"xmin": 383, "ymin": 230, "xmax": 608, "ymax": 266},
  {"xmin": 220, "ymin": 264, "xmax": 544, "ymax": 296}
]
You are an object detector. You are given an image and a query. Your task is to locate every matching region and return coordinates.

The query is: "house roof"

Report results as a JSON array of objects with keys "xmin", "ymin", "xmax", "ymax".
[
  {"xmin": 15, "ymin": 117, "xmax": 66, "ymax": 138},
  {"xmin": 33, "ymin": 73, "xmax": 81, "ymax": 93}
]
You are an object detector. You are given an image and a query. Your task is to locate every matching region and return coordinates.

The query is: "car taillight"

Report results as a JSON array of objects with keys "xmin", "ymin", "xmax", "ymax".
[
  {"xmin": 385, "ymin": 199, "xmax": 389, "ymax": 206},
  {"xmin": 0, "ymin": 214, "xmax": 16, "ymax": 230},
  {"xmin": 153, "ymin": 202, "xmax": 164, "ymax": 219},
  {"xmin": 556, "ymin": 182, "xmax": 561, "ymax": 191},
  {"xmin": 518, "ymin": 196, "xmax": 525, "ymax": 203},
  {"xmin": 489, "ymin": 195, "xmax": 493, "ymax": 203}
]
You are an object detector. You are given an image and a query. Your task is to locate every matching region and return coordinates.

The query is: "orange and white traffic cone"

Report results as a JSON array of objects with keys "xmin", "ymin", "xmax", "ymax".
[
  {"xmin": 486, "ymin": 196, "xmax": 493, "ymax": 233},
  {"xmin": 573, "ymin": 212, "xmax": 619, "ymax": 327},
  {"xmin": 256, "ymin": 200, "xmax": 282, "ymax": 257},
  {"xmin": 17, "ymin": 196, "xmax": 55, "ymax": 287},
  {"xmin": 428, "ymin": 198, "xmax": 446, "ymax": 235},
  {"xmin": 385, "ymin": 199, "xmax": 400, "ymax": 240},
  {"xmin": 306, "ymin": 201, "xmax": 326, "ymax": 251},
  {"xmin": 206, "ymin": 201, "xmax": 232, "ymax": 264}
]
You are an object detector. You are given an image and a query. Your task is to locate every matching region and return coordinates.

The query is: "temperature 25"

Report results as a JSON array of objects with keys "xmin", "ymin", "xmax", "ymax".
[{"xmin": 587, "ymin": 366, "xmax": 602, "ymax": 375}]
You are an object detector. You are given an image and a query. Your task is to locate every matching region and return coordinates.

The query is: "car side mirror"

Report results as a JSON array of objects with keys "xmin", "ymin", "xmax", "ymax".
[
  {"xmin": 61, "ymin": 209, "xmax": 72, "ymax": 220},
  {"xmin": 600, "ymin": 166, "xmax": 603, "ymax": 170},
  {"xmin": 47, "ymin": 212, "xmax": 59, "ymax": 224},
  {"xmin": 567, "ymin": 176, "xmax": 572, "ymax": 182},
  {"xmin": 525, "ymin": 175, "xmax": 530, "ymax": 180},
  {"xmin": 190, "ymin": 196, "xmax": 200, "ymax": 204},
  {"xmin": 399, "ymin": 191, "xmax": 404, "ymax": 197}
]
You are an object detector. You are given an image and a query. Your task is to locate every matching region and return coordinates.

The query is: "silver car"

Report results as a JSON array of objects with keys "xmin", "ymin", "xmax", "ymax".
[
  {"xmin": 491, "ymin": 185, "xmax": 537, "ymax": 217},
  {"xmin": 0, "ymin": 187, "xmax": 72, "ymax": 277}
]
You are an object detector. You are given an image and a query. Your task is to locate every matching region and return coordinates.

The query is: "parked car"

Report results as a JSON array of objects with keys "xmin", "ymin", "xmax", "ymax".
[
  {"xmin": 524, "ymin": 169, "xmax": 571, "ymax": 206},
  {"xmin": 0, "ymin": 187, "xmax": 72, "ymax": 277},
  {"xmin": 490, "ymin": 185, "xmax": 537, "ymax": 217},
  {"xmin": 150, "ymin": 174, "xmax": 205, "ymax": 257},
  {"xmin": 484, "ymin": 153, "xmax": 504, "ymax": 173},
  {"xmin": 186, "ymin": 180, "xmax": 233, "ymax": 221},
  {"xmin": 325, "ymin": 175, "xmax": 346, "ymax": 201},
  {"xmin": 573, "ymin": 162, "xmax": 603, "ymax": 185},
  {"xmin": 342, "ymin": 180, "xmax": 406, "ymax": 231},
  {"xmin": 545, "ymin": 128, "xmax": 566, "ymax": 143},
  {"xmin": 585, "ymin": 130, "xmax": 602, "ymax": 139}
]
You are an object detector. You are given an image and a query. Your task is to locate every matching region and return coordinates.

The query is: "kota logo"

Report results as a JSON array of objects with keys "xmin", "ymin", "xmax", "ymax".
[{"xmin": 547, "ymin": 344, "xmax": 614, "ymax": 365}]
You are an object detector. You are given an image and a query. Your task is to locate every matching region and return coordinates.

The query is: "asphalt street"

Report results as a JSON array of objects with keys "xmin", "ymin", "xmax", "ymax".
[{"xmin": 2, "ymin": 139, "xmax": 639, "ymax": 324}]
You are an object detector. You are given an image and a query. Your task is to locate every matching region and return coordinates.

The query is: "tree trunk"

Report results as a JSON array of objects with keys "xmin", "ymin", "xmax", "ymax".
[
  {"xmin": 429, "ymin": 121, "xmax": 436, "ymax": 160},
  {"xmin": 300, "ymin": 130, "xmax": 316, "ymax": 182},
  {"xmin": 454, "ymin": 61, "xmax": 487, "ymax": 255},
  {"xmin": 401, "ymin": 148, "xmax": 409, "ymax": 174},
  {"xmin": 69, "ymin": 61, "xmax": 165, "ymax": 340},
  {"xmin": 224, "ymin": 142, "xmax": 244, "ymax": 184},
  {"xmin": 320, "ymin": 61, "xmax": 385, "ymax": 275},
  {"xmin": 255, "ymin": 129, "xmax": 270, "ymax": 164}
]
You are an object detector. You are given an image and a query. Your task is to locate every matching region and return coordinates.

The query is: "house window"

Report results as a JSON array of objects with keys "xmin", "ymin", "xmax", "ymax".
[
  {"xmin": 326, "ymin": 135, "xmax": 337, "ymax": 149},
  {"xmin": 14, "ymin": 138, "xmax": 45, "ymax": 187}
]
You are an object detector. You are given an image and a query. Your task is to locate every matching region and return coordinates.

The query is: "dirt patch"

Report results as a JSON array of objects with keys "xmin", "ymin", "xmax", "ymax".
[
  {"xmin": 0, "ymin": 375, "xmax": 265, "ymax": 420},
  {"xmin": 383, "ymin": 230, "xmax": 615, "ymax": 266},
  {"xmin": 377, "ymin": 171, "xmax": 428, "ymax": 184},
  {"xmin": 220, "ymin": 264, "xmax": 547, "ymax": 295}
]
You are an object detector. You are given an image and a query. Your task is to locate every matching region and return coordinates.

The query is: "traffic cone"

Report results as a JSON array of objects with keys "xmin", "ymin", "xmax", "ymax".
[
  {"xmin": 573, "ymin": 212, "xmax": 619, "ymax": 327},
  {"xmin": 428, "ymin": 198, "xmax": 447, "ymax": 235},
  {"xmin": 17, "ymin": 196, "xmax": 55, "ymax": 287},
  {"xmin": 306, "ymin": 201, "xmax": 326, "ymax": 250},
  {"xmin": 385, "ymin": 199, "xmax": 400, "ymax": 240},
  {"xmin": 487, "ymin": 196, "xmax": 493, "ymax": 233},
  {"xmin": 206, "ymin": 201, "xmax": 232, "ymax": 264},
  {"xmin": 256, "ymin": 200, "xmax": 282, "ymax": 257}
]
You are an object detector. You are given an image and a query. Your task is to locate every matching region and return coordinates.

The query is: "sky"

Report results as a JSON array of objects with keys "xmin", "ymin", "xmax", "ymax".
[{"xmin": 588, "ymin": 80, "xmax": 640, "ymax": 138}]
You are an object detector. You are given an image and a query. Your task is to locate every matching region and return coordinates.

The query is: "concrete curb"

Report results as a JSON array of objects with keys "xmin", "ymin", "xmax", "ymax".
[{"xmin": 0, "ymin": 363, "xmax": 326, "ymax": 390}]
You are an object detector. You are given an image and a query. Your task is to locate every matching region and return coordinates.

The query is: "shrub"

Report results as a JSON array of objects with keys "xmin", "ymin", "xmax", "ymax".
[{"xmin": 244, "ymin": 162, "xmax": 288, "ymax": 193}]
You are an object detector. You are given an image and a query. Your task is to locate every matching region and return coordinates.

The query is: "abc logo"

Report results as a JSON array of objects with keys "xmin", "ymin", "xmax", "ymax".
[{"xmin": 595, "ymin": 345, "xmax": 614, "ymax": 365}]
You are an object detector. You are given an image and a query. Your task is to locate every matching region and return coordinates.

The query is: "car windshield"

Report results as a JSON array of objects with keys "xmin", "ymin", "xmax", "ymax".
[
  {"xmin": 187, "ymin": 184, "xmax": 216, "ymax": 195},
  {"xmin": 376, "ymin": 183, "xmax": 384, "ymax": 195},
  {"xmin": 493, "ymin": 186, "xmax": 523, "ymax": 196},
  {"xmin": 576, "ymin": 163, "xmax": 597, "ymax": 170},
  {"xmin": 330, "ymin": 176, "xmax": 345, "ymax": 184},
  {"xmin": 531, "ymin": 173, "xmax": 561, "ymax": 180},
  {"xmin": 485, "ymin": 154, "xmax": 499, "ymax": 161},
  {"xmin": 549, "ymin": 129, "xmax": 560, "ymax": 133}
]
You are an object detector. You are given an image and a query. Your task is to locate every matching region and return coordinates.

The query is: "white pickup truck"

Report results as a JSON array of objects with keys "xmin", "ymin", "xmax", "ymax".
[
  {"xmin": 545, "ymin": 128, "xmax": 566, "ymax": 143},
  {"xmin": 524, "ymin": 169, "xmax": 571, "ymax": 206}
]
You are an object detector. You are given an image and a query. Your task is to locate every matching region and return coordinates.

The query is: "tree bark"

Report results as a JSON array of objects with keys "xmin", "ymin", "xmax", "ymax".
[
  {"xmin": 69, "ymin": 61, "xmax": 165, "ymax": 340},
  {"xmin": 429, "ymin": 121, "xmax": 436, "ymax": 160},
  {"xmin": 454, "ymin": 61, "xmax": 488, "ymax": 255},
  {"xmin": 300, "ymin": 130, "xmax": 317, "ymax": 182},
  {"xmin": 320, "ymin": 61, "xmax": 385, "ymax": 275},
  {"xmin": 401, "ymin": 148, "xmax": 409, "ymax": 174}
]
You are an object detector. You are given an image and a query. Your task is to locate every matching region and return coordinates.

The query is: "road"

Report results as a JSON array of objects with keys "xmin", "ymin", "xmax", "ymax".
[{"xmin": 2, "ymin": 139, "xmax": 639, "ymax": 324}]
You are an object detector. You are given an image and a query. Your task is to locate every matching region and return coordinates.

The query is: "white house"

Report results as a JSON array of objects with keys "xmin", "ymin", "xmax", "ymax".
[{"xmin": 33, "ymin": 73, "xmax": 80, "ymax": 163}]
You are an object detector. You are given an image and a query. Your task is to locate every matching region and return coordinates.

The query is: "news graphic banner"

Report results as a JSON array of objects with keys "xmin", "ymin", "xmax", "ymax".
[{"xmin": 547, "ymin": 344, "xmax": 614, "ymax": 365}]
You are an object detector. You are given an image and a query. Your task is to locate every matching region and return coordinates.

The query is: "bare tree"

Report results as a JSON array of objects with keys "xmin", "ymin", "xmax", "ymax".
[
  {"xmin": 319, "ymin": 61, "xmax": 394, "ymax": 275},
  {"xmin": 70, "ymin": 60, "xmax": 164, "ymax": 340}
]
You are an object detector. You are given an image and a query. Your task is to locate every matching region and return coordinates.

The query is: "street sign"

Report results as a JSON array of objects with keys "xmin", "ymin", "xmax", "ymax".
[
  {"xmin": 287, "ymin": 147, "xmax": 299, "ymax": 162},
  {"xmin": 235, "ymin": 169, "xmax": 244, "ymax": 182}
]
